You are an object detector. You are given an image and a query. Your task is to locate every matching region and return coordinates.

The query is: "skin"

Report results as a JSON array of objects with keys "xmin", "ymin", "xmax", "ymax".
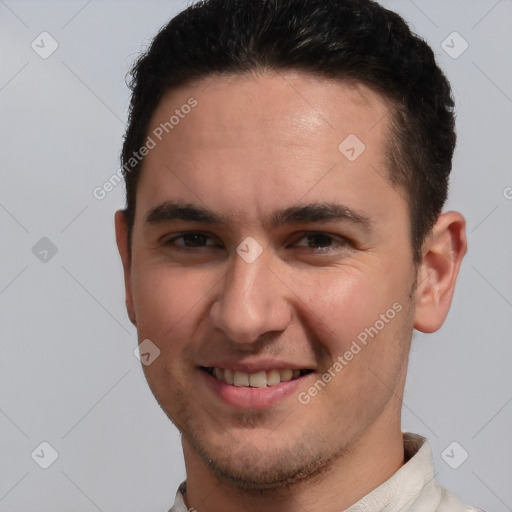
[{"xmin": 115, "ymin": 71, "xmax": 467, "ymax": 512}]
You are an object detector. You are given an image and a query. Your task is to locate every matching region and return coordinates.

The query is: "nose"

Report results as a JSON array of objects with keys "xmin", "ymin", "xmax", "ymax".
[{"xmin": 209, "ymin": 247, "xmax": 292, "ymax": 346}]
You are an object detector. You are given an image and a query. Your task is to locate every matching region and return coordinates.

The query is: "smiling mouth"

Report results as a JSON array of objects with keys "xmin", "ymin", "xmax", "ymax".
[{"xmin": 200, "ymin": 367, "xmax": 314, "ymax": 388}]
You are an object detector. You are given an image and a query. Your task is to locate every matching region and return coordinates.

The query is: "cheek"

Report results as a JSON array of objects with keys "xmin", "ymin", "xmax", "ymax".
[
  {"xmin": 131, "ymin": 263, "xmax": 212, "ymax": 348},
  {"xmin": 299, "ymin": 268, "xmax": 410, "ymax": 415},
  {"xmin": 295, "ymin": 265, "xmax": 395, "ymax": 348}
]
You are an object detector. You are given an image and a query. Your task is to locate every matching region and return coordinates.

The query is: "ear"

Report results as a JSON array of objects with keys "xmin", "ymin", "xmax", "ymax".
[
  {"xmin": 413, "ymin": 211, "xmax": 467, "ymax": 333},
  {"xmin": 114, "ymin": 210, "xmax": 137, "ymax": 326}
]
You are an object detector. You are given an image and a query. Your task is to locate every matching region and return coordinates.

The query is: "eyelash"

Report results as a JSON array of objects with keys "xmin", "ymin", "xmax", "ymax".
[{"xmin": 163, "ymin": 231, "xmax": 351, "ymax": 253}]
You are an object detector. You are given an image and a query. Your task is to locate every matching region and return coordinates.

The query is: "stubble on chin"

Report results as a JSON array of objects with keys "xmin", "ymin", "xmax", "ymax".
[{"xmin": 176, "ymin": 404, "xmax": 352, "ymax": 492}]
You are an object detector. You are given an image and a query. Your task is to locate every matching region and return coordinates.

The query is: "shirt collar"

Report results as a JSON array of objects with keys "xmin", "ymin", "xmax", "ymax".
[{"xmin": 346, "ymin": 432, "xmax": 440, "ymax": 511}]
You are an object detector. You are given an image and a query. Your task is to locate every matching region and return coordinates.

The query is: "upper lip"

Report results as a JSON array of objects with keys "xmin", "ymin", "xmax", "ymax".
[{"xmin": 199, "ymin": 359, "xmax": 315, "ymax": 373}]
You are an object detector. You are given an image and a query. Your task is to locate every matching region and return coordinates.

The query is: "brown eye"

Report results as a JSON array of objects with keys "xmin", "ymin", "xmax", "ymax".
[
  {"xmin": 165, "ymin": 232, "xmax": 216, "ymax": 248},
  {"xmin": 304, "ymin": 234, "xmax": 334, "ymax": 248},
  {"xmin": 293, "ymin": 233, "xmax": 350, "ymax": 251}
]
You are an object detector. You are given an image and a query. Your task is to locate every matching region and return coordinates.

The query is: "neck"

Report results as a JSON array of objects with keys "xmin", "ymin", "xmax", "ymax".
[{"xmin": 181, "ymin": 416, "xmax": 404, "ymax": 512}]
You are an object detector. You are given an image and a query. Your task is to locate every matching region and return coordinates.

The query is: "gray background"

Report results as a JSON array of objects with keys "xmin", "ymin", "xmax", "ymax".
[{"xmin": 1, "ymin": 0, "xmax": 511, "ymax": 510}]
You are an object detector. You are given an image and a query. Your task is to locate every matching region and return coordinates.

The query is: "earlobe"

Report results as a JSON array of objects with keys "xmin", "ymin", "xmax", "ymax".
[
  {"xmin": 413, "ymin": 211, "xmax": 467, "ymax": 333},
  {"xmin": 114, "ymin": 210, "xmax": 137, "ymax": 326}
]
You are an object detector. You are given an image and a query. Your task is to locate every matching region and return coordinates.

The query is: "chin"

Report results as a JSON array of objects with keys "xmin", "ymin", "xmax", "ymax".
[{"xmin": 182, "ymin": 425, "xmax": 345, "ymax": 492}]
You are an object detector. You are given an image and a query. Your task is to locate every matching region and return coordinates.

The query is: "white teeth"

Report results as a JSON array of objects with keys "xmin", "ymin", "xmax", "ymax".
[
  {"xmin": 249, "ymin": 371, "xmax": 267, "ymax": 388},
  {"xmin": 281, "ymin": 368, "xmax": 293, "ymax": 382},
  {"xmin": 224, "ymin": 368, "xmax": 234, "ymax": 385},
  {"xmin": 233, "ymin": 371, "xmax": 249, "ymax": 386},
  {"xmin": 266, "ymin": 369, "xmax": 281, "ymax": 386},
  {"xmin": 210, "ymin": 367, "xmax": 306, "ymax": 387}
]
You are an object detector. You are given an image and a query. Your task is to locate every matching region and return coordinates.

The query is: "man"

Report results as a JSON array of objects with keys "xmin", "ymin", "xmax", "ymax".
[{"xmin": 114, "ymin": 0, "xmax": 483, "ymax": 510}]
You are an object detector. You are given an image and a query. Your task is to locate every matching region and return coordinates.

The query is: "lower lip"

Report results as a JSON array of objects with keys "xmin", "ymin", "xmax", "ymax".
[{"xmin": 200, "ymin": 369, "xmax": 306, "ymax": 410}]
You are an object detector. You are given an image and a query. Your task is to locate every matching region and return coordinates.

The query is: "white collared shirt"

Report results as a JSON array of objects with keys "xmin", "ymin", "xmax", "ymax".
[{"xmin": 168, "ymin": 433, "xmax": 485, "ymax": 511}]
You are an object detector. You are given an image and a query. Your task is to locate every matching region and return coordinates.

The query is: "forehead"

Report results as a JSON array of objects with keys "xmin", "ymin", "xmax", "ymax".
[
  {"xmin": 135, "ymin": 71, "xmax": 402, "ymax": 230},
  {"xmin": 153, "ymin": 71, "xmax": 389, "ymax": 148}
]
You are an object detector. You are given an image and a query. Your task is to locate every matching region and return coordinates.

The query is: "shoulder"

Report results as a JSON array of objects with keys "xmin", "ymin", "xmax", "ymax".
[{"xmin": 435, "ymin": 484, "xmax": 486, "ymax": 512}]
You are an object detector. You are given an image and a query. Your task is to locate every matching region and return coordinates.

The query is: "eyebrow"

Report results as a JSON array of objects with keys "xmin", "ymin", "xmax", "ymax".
[
  {"xmin": 144, "ymin": 200, "xmax": 373, "ymax": 231},
  {"xmin": 268, "ymin": 202, "xmax": 372, "ymax": 230},
  {"xmin": 145, "ymin": 202, "xmax": 224, "ymax": 225}
]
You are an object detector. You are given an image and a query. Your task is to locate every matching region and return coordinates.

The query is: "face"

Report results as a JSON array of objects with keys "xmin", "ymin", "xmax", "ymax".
[{"xmin": 117, "ymin": 71, "xmax": 420, "ymax": 488}]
